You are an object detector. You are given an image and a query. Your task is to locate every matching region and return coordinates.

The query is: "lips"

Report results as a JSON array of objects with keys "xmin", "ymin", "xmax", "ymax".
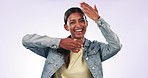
[{"xmin": 72, "ymin": 27, "xmax": 86, "ymax": 38}]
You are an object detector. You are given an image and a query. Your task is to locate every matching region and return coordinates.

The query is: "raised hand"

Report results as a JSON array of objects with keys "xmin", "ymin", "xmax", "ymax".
[{"xmin": 80, "ymin": 2, "xmax": 100, "ymax": 22}]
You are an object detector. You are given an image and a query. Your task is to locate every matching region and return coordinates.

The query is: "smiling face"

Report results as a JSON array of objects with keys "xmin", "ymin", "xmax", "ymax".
[{"xmin": 64, "ymin": 12, "xmax": 88, "ymax": 39}]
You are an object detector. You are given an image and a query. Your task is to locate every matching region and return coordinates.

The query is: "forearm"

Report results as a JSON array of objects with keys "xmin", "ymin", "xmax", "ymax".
[
  {"xmin": 22, "ymin": 34, "xmax": 61, "ymax": 49},
  {"xmin": 22, "ymin": 34, "xmax": 61, "ymax": 58},
  {"xmin": 96, "ymin": 17, "xmax": 122, "ymax": 48},
  {"xmin": 96, "ymin": 18, "xmax": 122, "ymax": 61}
]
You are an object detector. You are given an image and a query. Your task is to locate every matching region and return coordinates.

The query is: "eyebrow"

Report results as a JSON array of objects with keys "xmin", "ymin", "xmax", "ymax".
[
  {"xmin": 69, "ymin": 17, "xmax": 85, "ymax": 21},
  {"xmin": 79, "ymin": 18, "xmax": 85, "ymax": 20}
]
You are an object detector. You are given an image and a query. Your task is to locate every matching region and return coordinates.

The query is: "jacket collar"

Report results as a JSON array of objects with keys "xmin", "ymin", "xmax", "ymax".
[{"xmin": 84, "ymin": 38, "xmax": 98, "ymax": 55}]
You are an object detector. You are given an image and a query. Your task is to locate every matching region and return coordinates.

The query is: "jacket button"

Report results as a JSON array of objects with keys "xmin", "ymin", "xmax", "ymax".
[
  {"xmin": 56, "ymin": 64, "xmax": 58, "ymax": 66},
  {"xmin": 92, "ymin": 67, "xmax": 95, "ymax": 69},
  {"xmin": 51, "ymin": 45, "xmax": 57, "ymax": 48},
  {"xmin": 85, "ymin": 57, "xmax": 89, "ymax": 60}
]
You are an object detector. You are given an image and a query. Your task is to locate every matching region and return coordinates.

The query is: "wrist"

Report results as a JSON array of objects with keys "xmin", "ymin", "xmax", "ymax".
[{"xmin": 94, "ymin": 16, "xmax": 100, "ymax": 22}]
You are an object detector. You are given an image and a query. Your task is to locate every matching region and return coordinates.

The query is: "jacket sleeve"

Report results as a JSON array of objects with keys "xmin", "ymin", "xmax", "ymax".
[
  {"xmin": 96, "ymin": 17, "xmax": 122, "ymax": 61},
  {"xmin": 22, "ymin": 34, "xmax": 61, "ymax": 58}
]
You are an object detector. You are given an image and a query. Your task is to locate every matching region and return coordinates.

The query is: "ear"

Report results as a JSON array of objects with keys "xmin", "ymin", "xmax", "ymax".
[
  {"xmin": 64, "ymin": 24, "xmax": 69, "ymax": 31},
  {"xmin": 85, "ymin": 20, "xmax": 88, "ymax": 27}
]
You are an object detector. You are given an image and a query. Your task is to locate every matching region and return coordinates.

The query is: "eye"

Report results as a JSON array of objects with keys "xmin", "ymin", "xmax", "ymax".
[
  {"xmin": 69, "ymin": 21, "xmax": 76, "ymax": 25},
  {"xmin": 79, "ymin": 18, "xmax": 85, "ymax": 23},
  {"xmin": 70, "ymin": 21, "xmax": 75, "ymax": 24}
]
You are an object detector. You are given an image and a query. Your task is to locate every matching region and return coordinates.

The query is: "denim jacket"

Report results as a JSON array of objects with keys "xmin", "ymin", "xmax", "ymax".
[{"xmin": 22, "ymin": 18, "xmax": 122, "ymax": 78}]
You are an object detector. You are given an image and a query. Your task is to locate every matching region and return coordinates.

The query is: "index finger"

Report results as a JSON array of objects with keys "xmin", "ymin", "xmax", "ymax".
[
  {"xmin": 80, "ymin": 2, "xmax": 93, "ymax": 10},
  {"xmin": 73, "ymin": 39, "xmax": 83, "ymax": 47}
]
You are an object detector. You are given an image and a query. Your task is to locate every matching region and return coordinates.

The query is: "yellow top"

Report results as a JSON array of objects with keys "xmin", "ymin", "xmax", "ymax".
[{"xmin": 54, "ymin": 49, "xmax": 93, "ymax": 78}]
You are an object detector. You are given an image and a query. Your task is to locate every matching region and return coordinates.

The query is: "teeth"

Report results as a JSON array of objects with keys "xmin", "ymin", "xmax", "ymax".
[{"xmin": 75, "ymin": 29, "xmax": 82, "ymax": 32}]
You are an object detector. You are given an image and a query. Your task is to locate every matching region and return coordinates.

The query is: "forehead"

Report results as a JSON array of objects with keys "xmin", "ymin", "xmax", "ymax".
[{"xmin": 68, "ymin": 12, "xmax": 84, "ymax": 20}]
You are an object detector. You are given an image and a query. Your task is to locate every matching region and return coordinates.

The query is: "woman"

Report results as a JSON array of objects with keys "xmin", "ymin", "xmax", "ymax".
[{"xmin": 22, "ymin": 2, "xmax": 122, "ymax": 78}]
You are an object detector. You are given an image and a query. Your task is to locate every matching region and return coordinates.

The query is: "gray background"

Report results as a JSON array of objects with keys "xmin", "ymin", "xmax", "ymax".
[{"xmin": 0, "ymin": 0, "xmax": 147, "ymax": 78}]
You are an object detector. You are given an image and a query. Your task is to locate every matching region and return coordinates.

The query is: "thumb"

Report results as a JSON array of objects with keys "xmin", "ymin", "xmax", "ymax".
[{"xmin": 94, "ymin": 5, "xmax": 98, "ymax": 14}]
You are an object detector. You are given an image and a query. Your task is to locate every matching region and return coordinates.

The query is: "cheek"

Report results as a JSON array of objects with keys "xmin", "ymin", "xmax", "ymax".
[
  {"xmin": 68, "ymin": 26, "xmax": 74, "ymax": 31},
  {"xmin": 69, "ymin": 27, "xmax": 74, "ymax": 33}
]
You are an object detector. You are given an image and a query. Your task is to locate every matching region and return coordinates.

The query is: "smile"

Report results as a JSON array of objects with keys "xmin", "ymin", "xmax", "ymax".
[{"xmin": 74, "ymin": 29, "xmax": 83, "ymax": 32}]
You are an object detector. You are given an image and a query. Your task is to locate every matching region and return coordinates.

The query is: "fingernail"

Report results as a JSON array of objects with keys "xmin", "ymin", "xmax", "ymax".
[{"xmin": 74, "ymin": 39, "xmax": 76, "ymax": 41}]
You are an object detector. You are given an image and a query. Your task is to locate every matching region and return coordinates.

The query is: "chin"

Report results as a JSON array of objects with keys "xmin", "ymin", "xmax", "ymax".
[{"xmin": 74, "ymin": 35, "xmax": 84, "ymax": 39}]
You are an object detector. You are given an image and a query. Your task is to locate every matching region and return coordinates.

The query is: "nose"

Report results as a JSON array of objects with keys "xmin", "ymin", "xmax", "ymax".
[{"xmin": 75, "ymin": 21, "xmax": 81, "ymax": 27}]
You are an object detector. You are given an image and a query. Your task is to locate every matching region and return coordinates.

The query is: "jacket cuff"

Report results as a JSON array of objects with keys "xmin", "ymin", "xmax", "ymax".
[
  {"xmin": 50, "ymin": 38, "xmax": 61, "ymax": 49},
  {"xmin": 95, "ymin": 17, "xmax": 105, "ymax": 27}
]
